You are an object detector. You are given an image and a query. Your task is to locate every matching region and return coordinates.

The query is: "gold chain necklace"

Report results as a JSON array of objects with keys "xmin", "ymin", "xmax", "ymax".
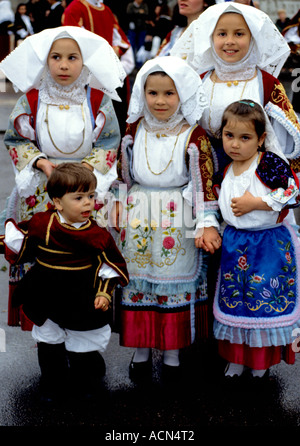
[
  {"xmin": 145, "ymin": 130, "xmax": 180, "ymax": 175},
  {"xmin": 208, "ymin": 74, "xmax": 249, "ymax": 139},
  {"xmin": 45, "ymin": 104, "xmax": 86, "ymax": 155}
]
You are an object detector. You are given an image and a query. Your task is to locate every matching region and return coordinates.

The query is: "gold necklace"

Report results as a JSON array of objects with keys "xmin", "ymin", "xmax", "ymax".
[
  {"xmin": 45, "ymin": 104, "xmax": 86, "ymax": 155},
  {"xmin": 208, "ymin": 74, "xmax": 249, "ymax": 139},
  {"xmin": 145, "ymin": 130, "xmax": 180, "ymax": 175}
]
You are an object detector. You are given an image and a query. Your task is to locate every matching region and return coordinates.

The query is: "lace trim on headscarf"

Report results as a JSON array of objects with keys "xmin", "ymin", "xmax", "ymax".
[
  {"xmin": 142, "ymin": 103, "xmax": 187, "ymax": 135},
  {"xmin": 212, "ymin": 38, "xmax": 258, "ymax": 82},
  {"xmin": 39, "ymin": 66, "xmax": 90, "ymax": 105}
]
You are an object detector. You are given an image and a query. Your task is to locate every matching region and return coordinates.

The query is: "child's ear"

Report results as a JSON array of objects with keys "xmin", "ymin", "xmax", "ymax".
[
  {"xmin": 53, "ymin": 197, "xmax": 63, "ymax": 211},
  {"xmin": 258, "ymin": 131, "xmax": 267, "ymax": 148}
]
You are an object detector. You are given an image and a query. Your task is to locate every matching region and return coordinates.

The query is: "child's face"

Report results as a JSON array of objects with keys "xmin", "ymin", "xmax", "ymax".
[
  {"xmin": 222, "ymin": 118, "xmax": 266, "ymax": 163},
  {"xmin": 47, "ymin": 38, "xmax": 83, "ymax": 86},
  {"xmin": 145, "ymin": 74, "xmax": 180, "ymax": 121},
  {"xmin": 53, "ymin": 189, "xmax": 96, "ymax": 225},
  {"xmin": 212, "ymin": 13, "xmax": 251, "ymax": 64}
]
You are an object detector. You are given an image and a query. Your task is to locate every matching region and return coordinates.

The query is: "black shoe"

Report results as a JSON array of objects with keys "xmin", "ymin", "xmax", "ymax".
[
  {"xmin": 162, "ymin": 363, "xmax": 182, "ymax": 384},
  {"xmin": 129, "ymin": 352, "xmax": 152, "ymax": 383}
]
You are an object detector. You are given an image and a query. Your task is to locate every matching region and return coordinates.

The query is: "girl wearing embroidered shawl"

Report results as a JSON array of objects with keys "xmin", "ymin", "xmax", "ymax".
[
  {"xmin": 214, "ymin": 100, "xmax": 300, "ymax": 378},
  {"xmin": 0, "ymin": 26, "xmax": 126, "ymax": 329},
  {"xmin": 170, "ymin": 2, "xmax": 300, "ymax": 181},
  {"xmin": 117, "ymin": 56, "xmax": 220, "ymax": 379}
]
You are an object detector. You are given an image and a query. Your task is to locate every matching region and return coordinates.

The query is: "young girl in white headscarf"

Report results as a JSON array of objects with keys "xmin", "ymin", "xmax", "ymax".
[
  {"xmin": 0, "ymin": 26, "xmax": 125, "ymax": 329},
  {"xmin": 170, "ymin": 2, "xmax": 300, "ymax": 181},
  {"xmin": 115, "ymin": 56, "xmax": 220, "ymax": 381},
  {"xmin": 213, "ymin": 100, "xmax": 300, "ymax": 379}
]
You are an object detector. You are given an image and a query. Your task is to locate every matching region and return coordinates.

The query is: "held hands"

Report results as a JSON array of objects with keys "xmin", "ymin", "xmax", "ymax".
[
  {"xmin": 194, "ymin": 226, "xmax": 222, "ymax": 254},
  {"xmin": 94, "ymin": 295, "xmax": 110, "ymax": 312},
  {"xmin": 231, "ymin": 191, "xmax": 271, "ymax": 217}
]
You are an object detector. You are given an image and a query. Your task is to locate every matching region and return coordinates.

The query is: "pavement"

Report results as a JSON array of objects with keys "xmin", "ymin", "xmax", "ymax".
[{"xmin": 1, "ymin": 79, "xmax": 300, "ymax": 440}]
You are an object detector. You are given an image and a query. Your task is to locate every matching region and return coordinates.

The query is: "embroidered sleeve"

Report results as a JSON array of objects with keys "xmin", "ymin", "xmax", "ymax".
[
  {"xmin": 257, "ymin": 152, "xmax": 300, "ymax": 210},
  {"xmin": 187, "ymin": 129, "xmax": 220, "ymax": 228},
  {"xmin": 265, "ymin": 81, "xmax": 300, "ymax": 163},
  {"xmin": 4, "ymin": 95, "xmax": 41, "ymax": 172}
]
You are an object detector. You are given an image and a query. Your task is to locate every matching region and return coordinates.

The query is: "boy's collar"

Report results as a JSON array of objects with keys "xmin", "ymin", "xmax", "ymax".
[{"xmin": 57, "ymin": 211, "xmax": 88, "ymax": 228}]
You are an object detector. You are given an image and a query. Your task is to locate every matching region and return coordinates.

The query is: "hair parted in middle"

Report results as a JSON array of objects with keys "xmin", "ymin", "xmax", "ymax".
[
  {"xmin": 221, "ymin": 99, "xmax": 266, "ymax": 143},
  {"xmin": 47, "ymin": 162, "xmax": 97, "ymax": 199}
]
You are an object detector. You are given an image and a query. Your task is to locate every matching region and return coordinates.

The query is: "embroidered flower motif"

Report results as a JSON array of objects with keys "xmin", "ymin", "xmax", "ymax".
[
  {"xmin": 158, "ymin": 295, "xmax": 168, "ymax": 305},
  {"xmin": 94, "ymin": 201, "xmax": 103, "ymax": 211},
  {"xmin": 130, "ymin": 218, "xmax": 141, "ymax": 229},
  {"xmin": 270, "ymin": 277, "xmax": 279, "ymax": 289},
  {"xmin": 150, "ymin": 220, "xmax": 158, "ymax": 230},
  {"xmin": 161, "ymin": 218, "xmax": 171, "ymax": 229},
  {"xmin": 120, "ymin": 228, "xmax": 126, "ymax": 242},
  {"xmin": 285, "ymin": 251, "xmax": 292, "ymax": 264},
  {"xmin": 260, "ymin": 287, "xmax": 272, "ymax": 299},
  {"xmin": 106, "ymin": 150, "xmax": 116, "ymax": 168},
  {"xmin": 25, "ymin": 195, "xmax": 37, "ymax": 208},
  {"xmin": 130, "ymin": 292, "xmax": 143, "ymax": 303},
  {"xmin": 249, "ymin": 274, "xmax": 264, "ymax": 284},
  {"xmin": 237, "ymin": 255, "xmax": 249, "ymax": 271},
  {"xmin": 224, "ymin": 272, "xmax": 234, "ymax": 281},
  {"xmin": 163, "ymin": 236, "xmax": 175, "ymax": 250},
  {"xmin": 166, "ymin": 200, "xmax": 177, "ymax": 212},
  {"xmin": 284, "ymin": 185, "xmax": 295, "ymax": 197},
  {"xmin": 127, "ymin": 195, "xmax": 134, "ymax": 204},
  {"xmin": 10, "ymin": 148, "xmax": 19, "ymax": 166}
]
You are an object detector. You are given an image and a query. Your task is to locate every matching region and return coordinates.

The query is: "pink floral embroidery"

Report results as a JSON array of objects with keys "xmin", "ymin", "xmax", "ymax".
[
  {"xmin": 166, "ymin": 200, "xmax": 177, "ymax": 212},
  {"xmin": 120, "ymin": 228, "xmax": 126, "ymax": 242},
  {"xmin": 106, "ymin": 151, "xmax": 116, "ymax": 168},
  {"xmin": 286, "ymin": 252, "xmax": 292, "ymax": 264},
  {"xmin": 158, "ymin": 295, "xmax": 168, "ymax": 305},
  {"xmin": 161, "ymin": 218, "xmax": 171, "ymax": 229},
  {"xmin": 25, "ymin": 195, "xmax": 37, "ymax": 208},
  {"xmin": 10, "ymin": 148, "xmax": 18, "ymax": 166},
  {"xmin": 163, "ymin": 236, "xmax": 175, "ymax": 250},
  {"xmin": 94, "ymin": 201, "xmax": 103, "ymax": 211},
  {"xmin": 237, "ymin": 255, "xmax": 249, "ymax": 271}
]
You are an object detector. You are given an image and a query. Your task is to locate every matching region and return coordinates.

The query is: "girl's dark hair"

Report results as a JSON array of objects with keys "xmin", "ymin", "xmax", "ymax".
[
  {"xmin": 144, "ymin": 70, "xmax": 168, "ymax": 88},
  {"xmin": 47, "ymin": 162, "xmax": 97, "ymax": 199},
  {"xmin": 221, "ymin": 100, "xmax": 266, "ymax": 143}
]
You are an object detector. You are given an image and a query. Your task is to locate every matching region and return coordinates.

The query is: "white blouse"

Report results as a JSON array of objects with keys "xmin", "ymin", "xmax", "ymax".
[{"xmin": 218, "ymin": 156, "xmax": 282, "ymax": 230}]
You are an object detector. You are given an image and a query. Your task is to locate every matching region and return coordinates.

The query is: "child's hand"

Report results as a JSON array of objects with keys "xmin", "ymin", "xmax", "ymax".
[
  {"xmin": 35, "ymin": 158, "xmax": 56, "ymax": 178},
  {"xmin": 194, "ymin": 227, "xmax": 222, "ymax": 254},
  {"xmin": 94, "ymin": 295, "xmax": 110, "ymax": 311},
  {"xmin": 231, "ymin": 191, "xmax": 271, "ymax": 217}
]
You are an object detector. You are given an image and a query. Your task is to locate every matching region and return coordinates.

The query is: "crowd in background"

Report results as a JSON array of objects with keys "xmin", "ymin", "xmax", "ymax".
[{"xmin": 0, "ymin": 0, "xmax": 299, "ymax": 68}]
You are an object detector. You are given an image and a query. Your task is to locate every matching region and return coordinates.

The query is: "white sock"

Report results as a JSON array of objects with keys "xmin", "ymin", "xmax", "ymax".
[
  {"xmin": 251, "ymin": 368, "xmax": 267, "ymax": 378},
  {"xmin": 163, "ymin": 349, "xmax": 180, "ymax": 367},
  {"xmin": 133, "ymin": 348, "xmax": 150, "ymax": 363},
  {"xmin": 224, "ymin": 362, "xmax": 244, "ymax": 377}
]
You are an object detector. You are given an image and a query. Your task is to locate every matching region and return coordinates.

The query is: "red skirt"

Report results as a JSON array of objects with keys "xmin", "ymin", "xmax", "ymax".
[
  {"xmin": 218, "ymin": 339, "xmax": 295, "ymax": 369},
  {"xmin": 120, "ymin": 300, "xmax": 209, "ymax": 350}
]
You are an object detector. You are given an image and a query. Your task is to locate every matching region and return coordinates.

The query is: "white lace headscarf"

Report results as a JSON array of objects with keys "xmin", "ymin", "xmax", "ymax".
[
  {"xmin": 170, "ymin": 2, "xmax": 290, "ymax": 79},
  {"xmin": 0, "ymin": 26, "xmax": 126, "ymax": 101},
  {"xmin": 127, "ymin": 56, "xmax": 208, "ymax": 135}
]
